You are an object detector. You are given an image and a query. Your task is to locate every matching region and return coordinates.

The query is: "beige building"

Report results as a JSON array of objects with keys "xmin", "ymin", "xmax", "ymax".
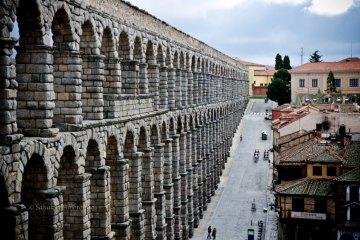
[
  {"xmin": 290, "ymin": 58, "xmax": 360, "ymax": 104},
  {"xmin": 243, "ymin": 61, "xmax": 275, "ymax": 96}
]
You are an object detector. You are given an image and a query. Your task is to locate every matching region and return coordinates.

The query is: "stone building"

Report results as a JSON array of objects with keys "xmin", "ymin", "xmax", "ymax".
[
  {"xmin": 0, "ymin": 0, "xmax": 249, "ymax": 240},
  {"xmin": 290, "ymin": 58, "xmax": 360, "ymax": 104}
]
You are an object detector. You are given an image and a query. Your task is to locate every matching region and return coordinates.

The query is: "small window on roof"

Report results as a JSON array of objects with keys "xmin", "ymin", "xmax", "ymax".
[
  {"xmin": 327, "ymin": 166, "xmax": 337, "ymax": 176},
  {"xmin": 313, "ymin": 166, "xmax": 322, "ymax": 176}
]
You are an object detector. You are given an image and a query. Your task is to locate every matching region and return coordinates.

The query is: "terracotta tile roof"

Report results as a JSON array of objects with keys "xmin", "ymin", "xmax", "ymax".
[
  {"xmin": 306, "ymin": 150, "xmax": 342, "ymax": 164},
  {"xmin": 290, "ymin": 58, "xmax": 360, "ymax": 74},
  {"xmin": 254, "ymin": 67, "xmax": 276, "ymax": 76},
  {"xmin": 276, "ymin": 178, "xmax": 334, "ymax": 197},
  {"xmin": 342, "ymin": 142, "xmax": 360, "ymax": 167},
  {"xmin": 277, "ymin": 130, "xmax": 313, "ymax": 146},
  {"xmin": 279, "ymin": 139, "xmax": 340, "ymax": 164},
  {"xmin": 272, "ymin": 105, "xmax": 319, "ymax": 130}
]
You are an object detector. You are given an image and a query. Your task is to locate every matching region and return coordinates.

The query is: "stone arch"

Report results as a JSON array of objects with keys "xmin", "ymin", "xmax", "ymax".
[
  {"xmin": 169, "ymin": 117, "xmax": 175, "ymax": 135},
  {"xmin": 173, "ymin": 51, "xmax": 179, "ymax": 69},
  {"xmin": 85, "ymin": 139, "xmax": 110, "ymax": 238},
  {"xmin": 51, "ymin": 7, "xmax": 80, "ymax": 127},
  {"xmin": 180, "ymin": 51, "xmax": 185, "ymax": 70},
  {"xmin": 177, "ymin": 115, "xmax": 183, "ymax": 134},
  {"xmin": 157, "ymin": 44, "xmax": 165, "ymax": 66},
  {"xmin": 57, "ymin": 145, "xmax": 84, "ymax": 240},
  {"xmin": 21, "ymin": 153, "xmax": 51, "ymax": 239},
  {"xmin": 165, "ymin": 47, "xmax": 172, "ymax": 67},
  {"xmin": 133, "ymin": 36, "xmax": 143, "ymax": 62},
  {"xmin": 161, "ymin": 121, "xmax": 168, "ymax": 141},
  {"xmin": 119, "ymin": 31, "xmax": 131, "ymax": 60},
  {"xmin": 80, "ymin": 20, "xmax": 103, "ymax": 120},
  {"xmin": 16, "ymin": 0, "xmax": 44, "ymax": 46}
]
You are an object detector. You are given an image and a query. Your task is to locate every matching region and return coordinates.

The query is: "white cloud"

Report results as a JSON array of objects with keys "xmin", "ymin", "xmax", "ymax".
[
  {"xmin": 306, "ymin": 0, "xmax": 358, "ymax": 16},
  {"xmin": 127, "ymin": 0, "xmax": 359, "ymax": 18}
]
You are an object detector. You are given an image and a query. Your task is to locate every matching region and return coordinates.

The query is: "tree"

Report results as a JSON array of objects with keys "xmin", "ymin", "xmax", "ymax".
[
  {"xmin": 275, "ymin": 53, "xmax": 283, "ymax": 70},
  {"xmin": 283, "ymin": 55, "xmax": 292, "ymax": 69},
  {"xmin": 267, "ymin": 78, "xmax": 291, "ymax": 105},
  {"xmin": 309, "ymin": 50, "xmax": 322, "ymax": 63},
  {"xmin": 273, "ymin": 68, "xmax": 291, "ymax": 83},
  {"xmin": 327, "ymin": 71, "xmax": 337, "ymax": 93}
]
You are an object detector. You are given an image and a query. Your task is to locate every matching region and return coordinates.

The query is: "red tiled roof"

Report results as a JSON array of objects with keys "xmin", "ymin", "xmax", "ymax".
[
  {"xmin": 254, "ymin": 68, "xmax": 276, "ymax": 76},
  {"xmin": 290, "ymin": 59, "xmax": 360, "ymax": 74}
]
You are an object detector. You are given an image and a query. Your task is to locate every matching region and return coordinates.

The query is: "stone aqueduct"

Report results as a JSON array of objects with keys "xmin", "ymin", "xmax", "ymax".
[{"xmin": 0, "ymin": 0, "xmax": 249, "ymax": 239}]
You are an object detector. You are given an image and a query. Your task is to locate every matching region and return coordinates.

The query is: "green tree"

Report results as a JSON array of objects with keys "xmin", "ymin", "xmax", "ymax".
[
  {"xmin": 273, "ymin": 68, "xmax": 291, "ymax": 83},
  {"xmin": 283, "ymin": 55, "xmax": 292, "ymax": 69},
  {"xmin": 267, "ymin": 79, "xmax": 291, "ymax": 105},
  {"xmin": 275, "ymin": 53, "xmax": 283, "ymax": 70},
  {"xmin": 327, "ymin": 71, "xmax": 337, "ymax": 93},
  {"xmin": 309, "ymin": 50, "xmax": 322, "ymax": 63}
]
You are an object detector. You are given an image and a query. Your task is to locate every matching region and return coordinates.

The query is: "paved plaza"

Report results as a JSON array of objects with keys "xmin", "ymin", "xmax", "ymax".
[{"xmin": 193, "ymin": 99, "xmax": 278, "ymax": 240}]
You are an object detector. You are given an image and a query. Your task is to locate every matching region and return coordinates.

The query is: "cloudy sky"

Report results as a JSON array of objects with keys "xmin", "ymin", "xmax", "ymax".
[{"xmin": 126, "ymin": 0, "xmax": 360, "ymax": 67}]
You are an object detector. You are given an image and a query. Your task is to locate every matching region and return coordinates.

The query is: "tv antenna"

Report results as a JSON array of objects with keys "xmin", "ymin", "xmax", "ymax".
[{"xmin": 301, "ymin": 47, "xmax": 304, "ymax": 65}]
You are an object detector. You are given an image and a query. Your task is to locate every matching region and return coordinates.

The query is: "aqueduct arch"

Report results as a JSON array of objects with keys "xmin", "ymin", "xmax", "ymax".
[{"xmin": 0, "ymin": 0, "xmax": 248, "ymax": 239}]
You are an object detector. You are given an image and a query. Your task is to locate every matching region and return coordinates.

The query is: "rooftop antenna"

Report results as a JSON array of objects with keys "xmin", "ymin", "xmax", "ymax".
[
  {"xmin": 301, "ymin": 47, "xmax": 304, "ymax": 65},
  {"xmin": 351, "ymin": 40, "xmax": 353, "ymax": 58}
]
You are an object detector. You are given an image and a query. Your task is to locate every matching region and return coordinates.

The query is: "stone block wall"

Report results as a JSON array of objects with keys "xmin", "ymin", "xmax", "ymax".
[{"xmin": 0, "ymin": 0, "xmax": 249, "ymax": 239}]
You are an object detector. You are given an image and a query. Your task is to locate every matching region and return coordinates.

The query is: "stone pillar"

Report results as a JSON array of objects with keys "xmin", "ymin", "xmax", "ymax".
[
  {"xmin": 27, "ymin": 187, "xmax": 65, "ymax": 240},
  {"xmin": 121, "ymin": 60, "xmax": 140, "ymax": 95},
  {"xmin": 205, "ymin": 72, "xmax": 210, "ymax": 104},
  {"xmin": 186, "ymin": 131, "xmax": 194, "ymax": 237},
  {"xmin": 90, "ymin": 166, "xmax": 113, "ymax": 239},
  {"xmin": 196, "ymin": 125, "xmax": 203, "ymax": 220},
  {"xmin": 153, "ymin": 143, "xmax": 166, "ymax": 239},
  {"xmin": 163, "ymin": 138, "xmax": 174, "ymax": 239},
  {"xmin": 0, "ymin": 204, "xmax": 27, "ymax": 240},
  {"xmin": 129, "ymin": 152, "xmax": 145, "ymax": 239},
  {"xmin": 141, "ymin": 148, "xmax": 156, "ymax": 240},
  {"xmin": 16, "ymin": 44, "xmax": 58, "ymax": 137},
  {"xmin": 167, "ymin": 67, "xmax": 176, "ymax": 110},
  {"xmin": 81, "ymin": 54, "xmax": 105, "ymax": 121},
  {"xmin": 175, "ymin": 69, "xmax": 182, "ymax": 109},
  {"xmin": 187, "ymin": 69, "xmax": 193, "ymax": 107},
  {"xmin": 103, "ymin": 55, "xmax": 122, "ymax": 119},
  {"xmin": 0, "ymin": 38, "xmax": 22, "ymax": 144},
  {"xmin": 139, "ymin": 62, "xmax": 149, "ymax": 95},
  {"xmin": 171, "ymin": 134, "xmax": 182, "ymax": 240},
  {"xmin": 197, "ymin": 72, "xmax": 203, "ymax": 105},
  {"xmin": 110, "ymin": 159, "xmax": 131, "ymax": 240},
  {"xmin": 148, "ymin": 63, "xmax": 160, "ymax": 110},
  {"xmin": 53, "ymin": 49, "xmax": 83, "ymax": 128},
  {"xmin": 192, "ymin": 71, "xmax": 198, "ymax": 106},
  {"xmin": 159, "ymin": 66, "xmax": 168, "ymax": 109},
  {"xmin": 181, "ymin": 69, "xmax": 188, "ymax": 108},
  {"xmin": 179, "ymin": 132, "xmax": 188, "ymax": 240},
  {"xmin": 201, "ymin": 125, "xmax": 208, "ymax": 210}
]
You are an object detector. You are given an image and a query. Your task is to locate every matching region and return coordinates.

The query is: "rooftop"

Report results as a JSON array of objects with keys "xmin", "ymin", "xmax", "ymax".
[
  {"xmin": 335, "ymin": 168, "xmax": 360, "ymax": 182},
  {"xmin": 276, "ymin": 178, "xmax": 334, "ymax": 197},
  {"xmin": 290, "ymin": 58, "xmax": 360, "ymax": 74},
  {"xmin": 254, "ymin": 67, "xmax": 276, "ymax": 77}
]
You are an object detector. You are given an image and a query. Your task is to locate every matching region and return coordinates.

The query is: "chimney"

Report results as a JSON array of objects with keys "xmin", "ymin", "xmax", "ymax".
[{"xmin": 316, "ymin": 123, "xmax": 322, "ymax": 137}]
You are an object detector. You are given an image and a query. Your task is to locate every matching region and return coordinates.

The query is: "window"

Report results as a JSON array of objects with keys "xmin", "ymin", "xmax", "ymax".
[
  {"xmin": 327, "ymin": 166, "xmax": 337, "ymax": 177},
  {"xmin": 313, "ymin": 166, "xmax": 322, "ymax": 176},
  {"xmin": 299, "ymin": 79, "xmax": 305, "ymax": 87},
  {"xmin": 312, "ymin": 79, "xmax": 318, "ymax": 87},
  {"xmin": 350, "ymin": 186, "xmax": 359, "ymax": 202},
  {"xmin": 292, "ymin": 197, "xmax": 304, "ymax": 211},
  {"xmin": 315, "ymin": 199, "xmax": 327, "ymax": 213},
  {"xmin": 350, "ymin": 79, "xmax": 359, "ymax": 87},
  {"xmin": 350, "ymin": 206, "xmax": 360, "ymax": 222},
  {"xmin": 335, "ymin": 79, "xmax": 341, "ymax": 87}
]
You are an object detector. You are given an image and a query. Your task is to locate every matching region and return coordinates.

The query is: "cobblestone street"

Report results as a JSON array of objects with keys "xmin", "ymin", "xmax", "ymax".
[{"xmin": 193, "ymin": 99, "xmax": 278, "ymax": 240}]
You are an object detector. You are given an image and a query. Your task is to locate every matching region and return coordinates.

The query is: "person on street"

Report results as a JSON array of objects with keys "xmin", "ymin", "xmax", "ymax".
[
  {"xmin": 212, "ymin": 228, "xmax": 217, "ymax": 239},
  {"xmin": 207, "ymin": 226, "xmax": 212, "ymax": 239},
  {"xmin": 240, "ymin": 135, "xmax": 243, "ymax": 141}
]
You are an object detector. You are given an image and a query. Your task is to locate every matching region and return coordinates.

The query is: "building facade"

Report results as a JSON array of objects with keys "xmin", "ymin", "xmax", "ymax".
[
  {"xmin": 290, "ymin": 58, "xmax": 360, "ymax": 104},
  {"xmin": 243, "ymin": 61, "xmax": 274, "ymax": 97},
  {"xmin": 0, "ymin": 1, "xmax": 249, "ymax": 239}
]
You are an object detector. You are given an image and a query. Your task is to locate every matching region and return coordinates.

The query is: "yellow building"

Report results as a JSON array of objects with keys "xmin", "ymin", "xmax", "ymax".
[
  {"xmin": 243, "ymin": 61, "xmax": 275, "ymax": 96},
  {"xmin": 290, "ymin": 58, "xmax": 360, "ymax": 104}
]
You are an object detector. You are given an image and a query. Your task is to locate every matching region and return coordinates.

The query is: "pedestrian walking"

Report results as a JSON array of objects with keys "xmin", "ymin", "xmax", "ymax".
[
  {"xmin": 212, "ymin": 228, "xmax": 217, "ymax": 239},
  {"xmin": 240, "ymin": 135, "xmax": 243, "ymax": 141},
  {"xmin": 207, "ymin": 226, "xmax": 212, "ymax": 239}
]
